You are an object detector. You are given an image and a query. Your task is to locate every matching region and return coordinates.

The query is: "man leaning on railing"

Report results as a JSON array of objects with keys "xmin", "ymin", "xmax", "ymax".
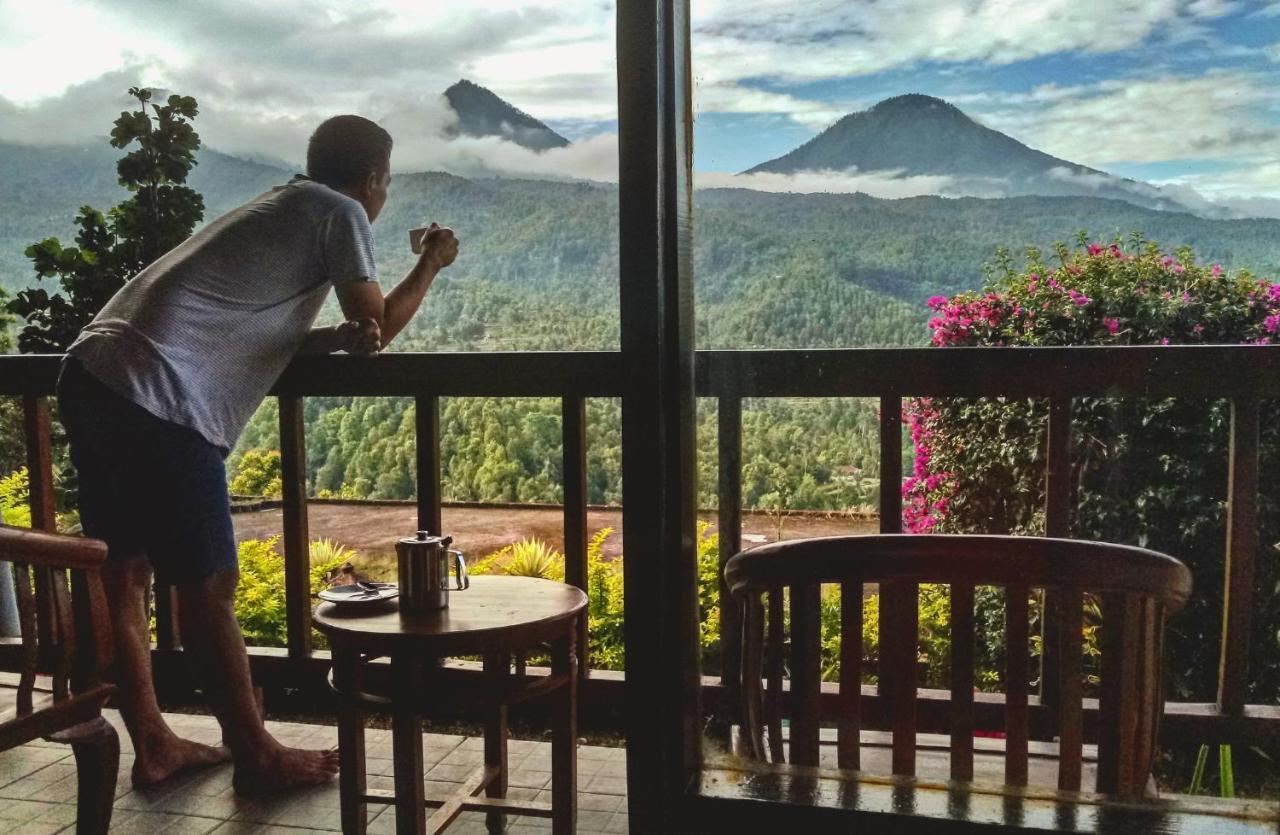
[{"xmin": 54, "ymin": 115, "xmax": 459, "ymax": 795}]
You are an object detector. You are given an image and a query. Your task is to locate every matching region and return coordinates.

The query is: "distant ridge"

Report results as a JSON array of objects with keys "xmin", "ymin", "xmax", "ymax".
[
  {"xmin": 748, "ymin": 93, "xmax": 1194, "ymax": 214},
  {"xmin": 443, "ymin": 79, "xmax": 570, "ymax": 151}
]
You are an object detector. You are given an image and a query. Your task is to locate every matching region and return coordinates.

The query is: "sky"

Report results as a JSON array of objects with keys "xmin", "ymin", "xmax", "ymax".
[{"xmin": 1, "ymin": 0, "xmax": 1279, "ymax": 214}]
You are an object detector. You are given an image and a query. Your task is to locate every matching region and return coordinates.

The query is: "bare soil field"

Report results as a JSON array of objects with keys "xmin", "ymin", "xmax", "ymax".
[{"xmin": 232, "ymin": 502, "xmax": 878, "ymax": 578}]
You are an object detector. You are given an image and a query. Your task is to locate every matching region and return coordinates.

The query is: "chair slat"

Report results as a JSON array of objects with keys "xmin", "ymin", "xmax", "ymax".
[
  {"xmin": 790, "ymin": 583, "xmax": 822, "ymax": 767},
  {"xmin": 13, "ymin": 563, "xmax": 36, "ymax": 715},
  {"xmin": 1004, "ymin": 584, "xmax": 1029, "ymax": 786},
  {"xmin": 1097, "ymin": 592, "xmax": 1141, "ymax": 794},
  {"xmin": 1133, "ymin": 599, "xmax": 1160, "ymax": 792},
  {"xmin": 883, "ymin": 580, "xmax": 918, "ymax": 776},
  {"xmin": 949, "ymin": 584, "xmax": 975, "ymax": 781},
  {"xmin": 48, "ymin": 568, "xmax": 74, "ymax": 700},
  {"xmin": 837, "ymin": 582, "xmax": 862, "ymax": 771},
  {"xmin": 740, "ymin": 594, "xmax": 766, "ymax": 761},
  {"xmin": 765, "ymin": 586, "xmax": 785, "ymax": 763},
  {"xmin": 1057, "ymin": 588, "xmax": 1084, "ymax": 791}
]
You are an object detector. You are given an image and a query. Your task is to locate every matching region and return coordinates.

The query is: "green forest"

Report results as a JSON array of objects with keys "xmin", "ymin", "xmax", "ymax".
[{"xmin": 7, "ymin": 141, "xmax": 1280, "ymax": 510}]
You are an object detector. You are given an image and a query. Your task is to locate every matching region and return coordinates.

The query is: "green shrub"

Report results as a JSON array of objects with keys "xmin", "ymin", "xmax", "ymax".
[
  {"xmin": 905, "ymin": 238, "xmax": 1280, "ymax": 702},
  {"xmin": 0, "ymin": 468, "xmax": 32, "ymax": 528},
  {"xmin": 228, "ymin": 449, "xmax": 282, "ymax": 498},
  {"xmin": 234, "ymin": 536, "xmax": 353, "ymax": 647}
]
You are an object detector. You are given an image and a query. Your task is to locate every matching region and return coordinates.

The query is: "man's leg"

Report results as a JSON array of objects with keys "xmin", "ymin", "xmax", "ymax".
[
  {"xmin": 102, "ymin": 555, "xmax": 230, "ymax": 786},
  {"xmin": 175, "ymin": 567, "xmax": 339, "ymax": 794}
]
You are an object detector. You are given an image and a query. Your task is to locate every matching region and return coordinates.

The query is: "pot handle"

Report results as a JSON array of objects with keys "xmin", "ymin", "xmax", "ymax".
[{"xmin": 451, "ymin": 550, "xmax": 469, "ymax": 590}]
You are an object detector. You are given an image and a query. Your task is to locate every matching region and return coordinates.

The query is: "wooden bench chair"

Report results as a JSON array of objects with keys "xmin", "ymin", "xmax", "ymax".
[
  {"xmin": 725, "ymin": 534, "xmax": 1192, "ymax": 797},
  {"xmin": 0, "ymin": 526, "xmax": 118, "ymax": 833}
]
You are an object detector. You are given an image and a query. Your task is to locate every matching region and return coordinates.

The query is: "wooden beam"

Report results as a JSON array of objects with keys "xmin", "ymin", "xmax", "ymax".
[
  {"xmin": 278, "ymin": 396, "xmax": 311, "ymax": 659},
  {"xmin": 617, "ymin": 0, "xmax": 699, "ymax": 827},
  {"xmin": 415, "ymin": 395, "xmax": 442, "ymax": 536},
  {"xmin": 717, "ymin": 396, "xmax": 743, "ymax": 703},
  {"xmin": 562, "ymin": 397, "xmax": 589, "ymax": 679},
  {"xmin": 1218, "ymin": 394, "xmax": 1260, "ymax": 715}
]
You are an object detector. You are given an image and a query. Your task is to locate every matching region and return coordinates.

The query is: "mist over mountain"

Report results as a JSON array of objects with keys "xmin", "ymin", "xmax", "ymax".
[
  {"xmin": 5, "ymin": 138, "xmax": 1280, "ymax": 352},
  {"xmin": 747, "ymin": 94, "xmax": 1207, "ymax": 215},
  {"xmin": 443, "ymin": 79, "xmax": 570, "ymax": 152}
]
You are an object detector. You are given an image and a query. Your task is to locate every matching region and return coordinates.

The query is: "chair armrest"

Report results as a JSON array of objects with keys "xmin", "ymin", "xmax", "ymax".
[{"xmin": 0, "ymin": 526, "xmax": 107, "ymax": 570}]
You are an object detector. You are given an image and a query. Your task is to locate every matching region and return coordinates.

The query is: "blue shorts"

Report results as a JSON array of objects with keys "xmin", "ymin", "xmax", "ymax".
[{"xmin": 57, "ymin": 358, "xmax": 237, "ymax": 585}]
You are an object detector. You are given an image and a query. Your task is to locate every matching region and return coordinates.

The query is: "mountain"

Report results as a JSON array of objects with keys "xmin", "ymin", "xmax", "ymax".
[
  {"xmin": 5, "ymin": 139, "xmax": 1280, "ymax": 351},
  {"xmin": 443, "ymin": 79, "xmax": 570, "ymax": 151},
  {"xmin": 747, "ymin": 94, "xmax": 1195, "ymax": 214}
]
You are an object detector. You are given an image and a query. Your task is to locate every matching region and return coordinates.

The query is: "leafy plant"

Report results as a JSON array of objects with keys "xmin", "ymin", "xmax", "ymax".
[
  {"xmin": 0, "ymin": 468, "xmax": 31, "ymax": 528},
  {"xmin": 904, "ymin": 238, "xmax": 1280, "ymax": 703},
  {"xmin": 234, "ymin": 536, "xmax": 352, "ymax": 648},
  {"xmin": 229, "ymin": 449, "xmax": 283, "ymax": 498},
  {"xmin": 8, "ymin": 87, "xmax": 204, "ymax": 352}
]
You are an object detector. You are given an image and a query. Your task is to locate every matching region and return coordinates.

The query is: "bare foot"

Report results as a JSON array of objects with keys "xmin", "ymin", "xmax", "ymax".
[
  {"xmin": 232, "ymin": 745, "xmax": 340, "ymax": 797},
  {"xmin": 133, "ymin": 736, "xmax": 232, "ymax": 787}
]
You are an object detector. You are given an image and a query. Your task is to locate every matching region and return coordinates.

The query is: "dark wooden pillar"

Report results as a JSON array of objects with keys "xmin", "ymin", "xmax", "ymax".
[{"xmin": 617, "ymin": 0, "xmax": 699, "ymax": 829}]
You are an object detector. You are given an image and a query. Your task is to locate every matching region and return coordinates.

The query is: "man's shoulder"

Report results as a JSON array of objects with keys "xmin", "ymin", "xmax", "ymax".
[{"xmin": 276, "ymin": 177, "xmax": 361, "ymax": 214}]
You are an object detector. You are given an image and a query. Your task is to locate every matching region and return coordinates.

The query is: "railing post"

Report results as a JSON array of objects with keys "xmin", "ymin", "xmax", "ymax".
[
  {"xmin": 717, "ymin": 396, "xmax": 743, "ymax": 704},
  {"xmin": 879, "ymin": 395, "xmax": 903, "ymax": 535},
  {"xmin": 279, "ymin": 396, "xmax": 311, "ymax": 659},
  {"xmin": 562, "ymin": 396, "xmax": 589, "ymax": 679},
  {"xmin": 415, "ymin": 395, "xmax": 442, "ymax": 536},
  {"xmin": 1218, "ymin": 394, "xmax": 1259, "ymax": 715},
  {"xmin": 1041, "ymin": 395, "xmax": 1072, "ymax": 710},
  {"xmin": 879, "ymin": 396, "xmax": 916, "ymax": 773},
  {"xmin": 22, "ymin": 396, "xmax": 61, "ymax": 668},
  {"xmin": 22, "ymin": 396, "xmax": 56, "ymax": 532}
]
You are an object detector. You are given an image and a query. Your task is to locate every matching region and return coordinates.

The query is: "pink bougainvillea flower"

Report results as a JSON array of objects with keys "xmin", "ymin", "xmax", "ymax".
[
  {"xmin": 1212, "ymin": 264, "xmax": 1223, "ymax": 277},
  {"xmin": 1068, "ymin": 289, "xmax": 1091, "ymax": 306},
  {"xmin": 1265, "ymin": 314, "xmax": 1280, "ymax": 334},
  {"xmin": 1087, "ymin": 244, "xmax": 1103, "ymax": 256},
  {"xmin": 1160, "ymin": 337, "xmax": 1171, "ymax": 345},
  {"xmin": 927, "ymin": 295, "xmax": 948, "ymax": 311},
  {"xmin": 1104, "ymin": 318, "xmax": 1120, "ymax": 335}
]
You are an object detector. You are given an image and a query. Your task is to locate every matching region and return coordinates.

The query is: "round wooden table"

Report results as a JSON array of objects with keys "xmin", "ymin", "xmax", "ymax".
[{"xmin": 315, "ymin": 575, "xmax": 588, "ymax": 835}]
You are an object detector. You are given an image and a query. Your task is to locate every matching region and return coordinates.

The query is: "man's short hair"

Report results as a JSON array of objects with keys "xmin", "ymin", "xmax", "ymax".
[{"xmin": 306, "ymin": 115, "xmax": 393, "ymax": 189}]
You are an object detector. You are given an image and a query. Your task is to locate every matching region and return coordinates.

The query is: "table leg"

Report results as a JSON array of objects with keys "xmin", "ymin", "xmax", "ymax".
[
  {"xmin": 392, "ymin": 652, "xmax": 426, "ymax": 835},
  {"xmin": 335, "ymin": 646, "xmax": 368, "ymax": 835},
  {"xmin": 484, "ymin": 652, "xmax": 510, "ymax": 835},
  {"xmin": 551, "ymin": 628, "xmax": 578, "ymax": 835}
]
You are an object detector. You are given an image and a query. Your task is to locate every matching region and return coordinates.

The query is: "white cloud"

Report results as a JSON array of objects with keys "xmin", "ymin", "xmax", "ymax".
[
  {"xmin": 1154, "ymin": 159, "xmax": 1280, "ymax": 217},
  {"xmin": 694, "ymin": 82, "xmax": 847, "ymax": 129},
  {"xmin": 690, "ymin": 0, "xmax": 1190, "ymax": 85},
  {"xmin": 695, "ymin": 169, "xmax": 1001, "ymax": 199},
  {"xmin": 971, "ymin": 71, "xmax": 1280, "ymax": 167}
]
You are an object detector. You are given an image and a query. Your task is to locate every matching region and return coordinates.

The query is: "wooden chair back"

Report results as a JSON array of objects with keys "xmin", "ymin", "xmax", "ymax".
[
  {"xmin": 724, "ymin": 534, "xmax": 1192, "ymax": 797},
  {"xmin": 0, "ymin": 525, "xmax": 113, "ymax": 726}
]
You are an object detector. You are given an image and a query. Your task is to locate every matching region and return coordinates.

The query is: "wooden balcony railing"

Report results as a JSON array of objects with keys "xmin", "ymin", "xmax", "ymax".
[{"xmin": 3, "ymin": 345, "xmax": 1278, "ymax": 748}]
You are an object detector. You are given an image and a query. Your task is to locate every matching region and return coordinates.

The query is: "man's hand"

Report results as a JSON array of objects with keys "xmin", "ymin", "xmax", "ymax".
[
  {"xmin": 335, "ymin": 317, "xmax": 381, "ymax": 355},
  {"xmin": 418, "ymin": 222, "xmax": 460, "ymax": 270}
]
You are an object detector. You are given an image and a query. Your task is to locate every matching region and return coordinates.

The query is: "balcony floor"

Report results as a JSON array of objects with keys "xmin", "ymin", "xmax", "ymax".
[{"xmin": 0, "ymin": 710, "xmax": 629, "ymax": 834}]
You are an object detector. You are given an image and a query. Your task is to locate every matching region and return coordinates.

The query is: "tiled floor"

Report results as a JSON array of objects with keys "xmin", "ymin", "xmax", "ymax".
[{"xmin": 0, "ymin": 710, "xmax": 628, "ymax": 834}]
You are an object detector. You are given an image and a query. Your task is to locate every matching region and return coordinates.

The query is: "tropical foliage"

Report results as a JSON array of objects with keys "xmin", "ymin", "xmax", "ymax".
[
  {"xmin": 7, "ymin": 88, "xmax": 203, "ymax": 353},
  {"xmin": 904, "ymin": 238, "xmax": 1280, "ymax": 702}
]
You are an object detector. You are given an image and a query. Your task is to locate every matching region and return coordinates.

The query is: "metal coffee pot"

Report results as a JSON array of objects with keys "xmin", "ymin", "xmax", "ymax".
[{"xmin": 395, "ymin": 531, "xmax": 468, "ymax": 612}]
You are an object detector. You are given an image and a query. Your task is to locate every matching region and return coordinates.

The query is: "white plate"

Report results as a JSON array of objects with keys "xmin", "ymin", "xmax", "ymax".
[{"xmin": 318, "ymin": 584, "xmax": 399, "ymax": 606}]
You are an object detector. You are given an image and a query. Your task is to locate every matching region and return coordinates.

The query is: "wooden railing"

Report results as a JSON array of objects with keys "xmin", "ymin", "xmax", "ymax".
[{"xmin": 3, "ymin": 345, "xmax": 1278, "ymax": 746}]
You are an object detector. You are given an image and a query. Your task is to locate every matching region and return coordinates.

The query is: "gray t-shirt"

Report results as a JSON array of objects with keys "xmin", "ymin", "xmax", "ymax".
[{"xmin": 68, "ymin": 177, "xmax": 376, "ymax": 451}]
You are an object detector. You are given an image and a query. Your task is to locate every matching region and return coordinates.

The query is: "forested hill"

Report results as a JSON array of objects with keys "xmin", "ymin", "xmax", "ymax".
[
  {"xmin": 7, "ymin": 141, "xmax": 1280, "ymax": 351},
  {"xmin": 9, "ymin": 141, "xmax": 1280, "ymax": 508}
]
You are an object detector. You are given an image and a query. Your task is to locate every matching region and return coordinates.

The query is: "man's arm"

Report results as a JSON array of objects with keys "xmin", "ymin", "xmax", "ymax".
[
  {"xmin": 334, "ymin": 224, "xmax": 460, "ymax": 350},
  {"xmin": 297, "ymin": 320, "xmax": 381, "ymax": 355}
]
